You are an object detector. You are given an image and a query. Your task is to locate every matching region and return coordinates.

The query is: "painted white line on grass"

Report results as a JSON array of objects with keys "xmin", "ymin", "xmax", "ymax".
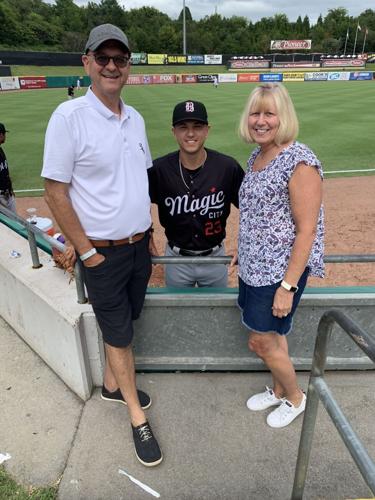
[
  {"xmin": 325, "ymin": 168, "xmax": 375, "ymax": 174},
  {"xmin": 14, "ymin": 188, "xmax": 44, "ymax": 193},
  {"xmin": 14, "ymin": 168, "xmax": 375, "ymax": 193}
]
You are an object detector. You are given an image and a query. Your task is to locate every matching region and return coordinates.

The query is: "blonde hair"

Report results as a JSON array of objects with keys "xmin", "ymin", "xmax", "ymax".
[{"xmin": 238, "ymin": 83, "xmax": 299, "ymax": 145}]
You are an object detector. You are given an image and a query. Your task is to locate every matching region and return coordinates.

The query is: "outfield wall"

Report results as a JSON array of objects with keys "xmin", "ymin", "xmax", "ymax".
[{"xmin": 0, "ymin": 71, "xmax": 374, "ymax": 91}]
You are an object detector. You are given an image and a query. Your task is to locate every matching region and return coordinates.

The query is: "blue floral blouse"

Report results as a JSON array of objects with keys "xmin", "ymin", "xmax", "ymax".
[{"xmin": 238, "ymin": 141, "xmax": 325, "ymax": 286}]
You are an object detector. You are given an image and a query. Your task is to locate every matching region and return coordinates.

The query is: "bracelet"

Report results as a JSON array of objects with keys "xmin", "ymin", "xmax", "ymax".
[{"xmin": 79, "ymin": 247, "xmax": 97, "ymax": 262}]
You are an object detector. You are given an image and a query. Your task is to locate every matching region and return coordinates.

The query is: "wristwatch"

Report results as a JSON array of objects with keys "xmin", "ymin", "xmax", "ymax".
[
  {"xmin": 281, "ymin": 280, "xmax": 299, "ymax": 293},
  {"xmin": 80, "ymin": 247, "xmax": 97, "ymax": 262}
]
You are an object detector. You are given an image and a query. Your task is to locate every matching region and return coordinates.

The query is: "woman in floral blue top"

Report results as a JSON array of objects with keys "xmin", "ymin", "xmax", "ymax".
[{"xmin": 235, "ymin": 83, "xmax": 324, "ymax": 428}]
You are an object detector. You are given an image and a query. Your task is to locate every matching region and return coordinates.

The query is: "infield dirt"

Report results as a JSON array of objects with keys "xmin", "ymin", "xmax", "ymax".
[{"xmin": 15, "ymin": 175, "xmax": 375, "ymax": 288}]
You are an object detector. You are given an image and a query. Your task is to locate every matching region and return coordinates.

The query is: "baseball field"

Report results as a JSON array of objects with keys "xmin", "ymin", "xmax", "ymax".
[{"xmin": 0, "ymin": 80, "xmax": 374, "ymax": 193}]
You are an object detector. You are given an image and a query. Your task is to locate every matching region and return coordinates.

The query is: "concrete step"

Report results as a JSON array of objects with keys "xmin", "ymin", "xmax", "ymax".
[{"xmin": 1, "ymin": 316, "xmax": 374, "ymax": 500}]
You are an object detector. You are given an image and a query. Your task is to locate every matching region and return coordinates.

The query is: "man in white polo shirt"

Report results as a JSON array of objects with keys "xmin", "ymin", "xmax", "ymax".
[{"xmin": 41, "ymin": 24, "xmax": 162, "ymax": 467}]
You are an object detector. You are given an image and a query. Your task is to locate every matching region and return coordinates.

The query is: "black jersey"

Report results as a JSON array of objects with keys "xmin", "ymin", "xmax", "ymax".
[
  {"xmin": 148, "ymin": 148, "xmax": 244, "ymax": 251},
  {"xmin": 0, "ymin": 147, "xmax": 13, "ymax": 193}
]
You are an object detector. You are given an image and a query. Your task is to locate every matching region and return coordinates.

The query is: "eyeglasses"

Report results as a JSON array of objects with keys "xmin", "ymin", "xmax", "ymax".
[{"xmin": 89, "ymin": 54, "xmax": 130, "ymax": 68}]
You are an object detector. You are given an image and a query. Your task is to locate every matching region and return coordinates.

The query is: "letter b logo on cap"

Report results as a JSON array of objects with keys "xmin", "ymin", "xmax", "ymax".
[{"xmin": 185, "ymin": 102, "xmax": 195, "ymax": 112}]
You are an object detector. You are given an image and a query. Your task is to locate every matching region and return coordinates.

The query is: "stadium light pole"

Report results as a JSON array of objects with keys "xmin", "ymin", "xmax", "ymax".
[{"xmin": 183, "ymin": 0, "xmax": 187, "ymax": 55}]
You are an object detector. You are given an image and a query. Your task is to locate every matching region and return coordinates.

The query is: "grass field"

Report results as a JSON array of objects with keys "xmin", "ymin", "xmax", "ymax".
[{"xmin": 0, "ymin": 80, "xmax": 374, "ymax": 193}]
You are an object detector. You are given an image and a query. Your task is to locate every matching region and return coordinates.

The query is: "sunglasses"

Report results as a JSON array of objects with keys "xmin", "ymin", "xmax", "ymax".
[{"xmin": 89, "ymin": 54, "xmax": 130, "ymax": 68}]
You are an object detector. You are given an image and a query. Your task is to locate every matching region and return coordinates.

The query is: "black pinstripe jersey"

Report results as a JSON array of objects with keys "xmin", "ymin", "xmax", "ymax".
[{"xmin": 148, "ymin": 148, "xmax": 244, "ymax": 251}]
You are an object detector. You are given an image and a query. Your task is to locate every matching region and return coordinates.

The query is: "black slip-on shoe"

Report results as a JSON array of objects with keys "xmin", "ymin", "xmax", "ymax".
[
  {"xmin": 101, "ymin": 386, "xmax": 152, "ymax": 410},
  {"xmin": 132, "ymin": 421, "xmax": 163, "ymax": 467}
]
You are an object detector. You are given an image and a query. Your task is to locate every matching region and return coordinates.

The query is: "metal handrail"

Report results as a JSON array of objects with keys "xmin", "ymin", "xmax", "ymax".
[
  {"xmin": 1, "ymin": 204, "xmax": 375, "ymax": 305},
  {"xmin": 291, "ymin": 309, "xmax": 375, "ymax": 499},
  {"xmin": 153, "ymin": 255, "xmax": 375, "ymax": 264},
  {"xmin": 0, "ymin": 204, "xmax": 86, "ymax": 304}
]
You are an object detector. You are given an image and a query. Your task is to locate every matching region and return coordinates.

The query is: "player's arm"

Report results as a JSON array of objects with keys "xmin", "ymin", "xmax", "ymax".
[
  {"xmin": 229, "ymin": 161, "xmax": 245, "ymax": 265},
  {"xmin": 44, "ymin": 179, "xmax": 104, "ymax": 267}
]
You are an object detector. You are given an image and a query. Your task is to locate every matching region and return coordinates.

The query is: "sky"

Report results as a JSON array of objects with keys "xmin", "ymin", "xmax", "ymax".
[{"xmin": 68, "ymin": 0, "xmax": 373, "ymax": 24}]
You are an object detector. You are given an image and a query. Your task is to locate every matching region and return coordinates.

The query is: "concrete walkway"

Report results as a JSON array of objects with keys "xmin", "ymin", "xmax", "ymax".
[{"xmin": 1, "ymin": 315, "xmax": 374, "ymax": 500}]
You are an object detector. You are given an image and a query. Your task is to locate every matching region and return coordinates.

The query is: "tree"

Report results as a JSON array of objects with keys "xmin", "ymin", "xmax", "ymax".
[
  {"xmin": 93, "ymin": 0, "xmax": 126, "ymax": 28},
  {"xmin": 159, "ymin": 25, "xmax": 179, "ymax": 53},
  {"xmin": 0, "ymin": 2, "xmax": 24, "ymax": 45},
  {"xmin": 178, "ymin": 6, "xmax": 192, "ymax": 22},
  {"xmin": 25, "ymin": 12, "xmax": 62, "ymax": 46},
  {"xmin": 0, "ymin": 0, "xmax": 374, "ymax": 54},
  {"xmin": 53, "ymin": 0, "xmax": 84, "ymax": 33}
]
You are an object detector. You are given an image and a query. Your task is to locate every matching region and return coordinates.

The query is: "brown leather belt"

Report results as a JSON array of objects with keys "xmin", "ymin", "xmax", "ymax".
[{"xmin": 89, "ymin": 232, "xmax": 145, "ymax": 247}]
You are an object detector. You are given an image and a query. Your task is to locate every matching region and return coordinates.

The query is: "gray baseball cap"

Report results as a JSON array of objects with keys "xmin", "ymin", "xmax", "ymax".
[{"xmin": 85, "ymin": 23, "xmax": 130, "ymax": 53}]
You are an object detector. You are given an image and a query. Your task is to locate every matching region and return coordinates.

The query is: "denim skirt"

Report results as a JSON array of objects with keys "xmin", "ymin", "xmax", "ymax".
[{"xmin": 238, "ymin": 268, "xmax": 309, "ymax": 335}]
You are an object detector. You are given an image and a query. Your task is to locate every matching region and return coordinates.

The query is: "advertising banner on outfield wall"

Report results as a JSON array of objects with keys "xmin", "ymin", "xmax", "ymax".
[
  {"xmin": 237, "ymin": 73, "xmax": 260, "ymax": 82},
  {"xmin": 229, "ymin": 60, "xmax": 270, "ymax": 69},
  {"xmin": 187, "ymin": 55, "xmax": 204, "ymax": 64},
  {"xmin": 131, "ymin": 52, "xmax": 147, "ymax": 64},
  {"xmin": 181, "ymin": 74, "xmax": 198, "ymax": 83},
  {"xmin": 204, "ymin": 54, "xmax": 222, "ymax": 64},
  {"xmin": 322, "ymin": 59, "xmax": 365, "ymax": 67},
  {"xmin": 270, "ymin": 40, "xmax": 312, "ymax": 50},
  {"xmin": 0, "ymin": 76, "xmax": 20, "ymax": 90},
  {"xmin": 283, "ymin": 72, "xmax": 305, "ymax": 81},
  {"xmin": 272, "ymin": 62, "xmax": 320, "ymax": 68},
  {"xmin": 152, "ymin": 74, "xmax": 176, "ymax": 84},
  {"xmin": 19, "ymin": 76, "xmax": 46, "ymax": 89},
  {"xmin": 197, "ymin": 74, "xmax": 215, "ymax": 83},
  {"xmin": 304, "ymin": 72, "xmax": 328, "ymax": 81},
  {"xmin": 147, "ymin": 54, "xmax": 167, "ymax": 65},
  {"xmin": 218, "ymin": 73, "xmax": 237, "ymax": 83},
  {"xmin": 349, "ymin": 72, "xmax": 372, "ymax": 80},
  {"xmin": 260, "ymin": 73, "xmax": 283, "ymax": 82},
  {"xmin": 127, "ymin": 75, "xmax": 152, "ymax": 85},
  {"xmin": 327, "ymin": 72, "xmax": 350, "ymax": 81},
  {"xmin": 167, "ymin": 55, "xmax": 187, "ymax": 64}
]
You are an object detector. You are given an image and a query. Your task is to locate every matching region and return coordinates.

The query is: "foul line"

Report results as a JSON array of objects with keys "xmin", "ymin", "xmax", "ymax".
[
  {"xmin": 324, "ymin": 168, "xmax": 375, "ymax": 174},
  {"xmin": 14, "ymin": 188, "xmax": 44, "ymax": 193},
  {"xmin": 13, "ymin": 168, "xmax": 375, "ymax": 193}
]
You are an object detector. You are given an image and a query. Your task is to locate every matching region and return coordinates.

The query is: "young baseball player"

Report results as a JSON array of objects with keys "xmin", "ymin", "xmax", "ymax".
[{"xmin": 148, "ymin": 100, "xmax": 244, "ymax": 288}]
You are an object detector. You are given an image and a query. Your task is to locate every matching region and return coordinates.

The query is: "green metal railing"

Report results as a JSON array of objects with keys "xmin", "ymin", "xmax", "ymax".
[
  {"xmin": 0, "ymin": 204, "xmax": 86, "ymax": 304},
  {"xmin": 292, "ymin": 309, "xmax": 375, "ymax": 499}
]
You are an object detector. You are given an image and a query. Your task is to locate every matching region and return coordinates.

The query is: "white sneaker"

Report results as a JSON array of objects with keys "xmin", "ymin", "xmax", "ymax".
[
  {"xmin": 246, "ymin": 386, "xmax": 282, "ymax": 411},
  {"xmin": 267, "ymin": 393, "xmax": 306, "ymax": 428}
]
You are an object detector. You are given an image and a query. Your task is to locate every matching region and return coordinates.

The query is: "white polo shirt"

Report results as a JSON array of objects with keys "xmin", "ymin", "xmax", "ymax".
[{"xmin": 42, "ymin": 88, "xmax": 152, "ymax": 240}]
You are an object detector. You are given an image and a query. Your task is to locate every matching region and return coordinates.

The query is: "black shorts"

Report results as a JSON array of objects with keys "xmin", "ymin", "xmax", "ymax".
[
  {"xmin": 81, "ymin": 235, "xmax": 151, "ymax": 348},
  {"xmin": 238, "ymin": 267, "xmax": 309, "ymax": 336}
]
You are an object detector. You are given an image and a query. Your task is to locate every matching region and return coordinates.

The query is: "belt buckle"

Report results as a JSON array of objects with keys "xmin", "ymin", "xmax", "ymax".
[{"xmin": 128, "ymin": 236, "xmax": 134, "ymax": 244}]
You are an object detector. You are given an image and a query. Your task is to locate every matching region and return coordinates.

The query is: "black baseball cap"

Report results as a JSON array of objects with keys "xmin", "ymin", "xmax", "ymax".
[
  {"xmin": 0, "ymin": 123, "xmax": 9, "ymax": 134},
  {"xmin": 172, "ymin": 100, "xmax": 208, "ymax": 126}
]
